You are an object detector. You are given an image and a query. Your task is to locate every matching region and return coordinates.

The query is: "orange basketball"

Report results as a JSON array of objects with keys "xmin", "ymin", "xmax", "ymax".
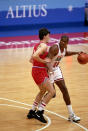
[{"xmin": 77, "ymin": 53, "xmax": 88, "ymax": 64}]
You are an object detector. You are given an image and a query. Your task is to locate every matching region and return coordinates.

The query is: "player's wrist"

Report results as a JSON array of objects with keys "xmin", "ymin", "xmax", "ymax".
[{"xmin": 49, "ymin": 71, "xmax": 54, "ymax": 75}]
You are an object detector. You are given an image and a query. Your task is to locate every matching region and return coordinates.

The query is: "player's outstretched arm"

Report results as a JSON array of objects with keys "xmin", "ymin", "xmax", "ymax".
[{"xmin": 65, "ymin": 51, "xmax": 80, "ymax": 56}]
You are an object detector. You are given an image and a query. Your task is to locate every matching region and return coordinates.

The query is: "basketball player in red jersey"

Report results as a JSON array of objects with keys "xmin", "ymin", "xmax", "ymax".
[
  {"xmin": 49, "ymin": 35, "xmax": 81, "ymax": 122},
  {"xmin": 27, "ymin": 28, "xmax": 59, "ymax": 123}
]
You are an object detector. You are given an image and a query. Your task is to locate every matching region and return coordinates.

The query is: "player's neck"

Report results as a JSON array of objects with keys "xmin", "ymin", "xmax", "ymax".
[{"xmin": 40, "ymin": 40, "xmax": 47, "ymax": 44}]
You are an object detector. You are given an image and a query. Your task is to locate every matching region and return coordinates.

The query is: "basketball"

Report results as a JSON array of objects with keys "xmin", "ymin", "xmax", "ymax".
[{"xmin": 77, "ymin": 53, "xmax": 88, "ymax": 64}]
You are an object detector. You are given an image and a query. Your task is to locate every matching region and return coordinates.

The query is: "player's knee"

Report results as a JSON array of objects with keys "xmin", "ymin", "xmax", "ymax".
[
  {"xmin": 52, "ymin": 89, "xmax": 56, "ymax": 98},
  {"xmin": 52, "ymin": 93, "xmax": 56, "ymax": 98},
  {"xmin": 40, "ymin": 89, "xmax": 46, "ymax": 95},
  {"xmin": 50, "ymin": 89, "xmax": 56, "ymax": 98}
]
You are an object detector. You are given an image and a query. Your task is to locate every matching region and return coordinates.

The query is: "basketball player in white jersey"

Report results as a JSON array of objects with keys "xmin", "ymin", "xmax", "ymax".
[{"xmin": 49, "ymin": 35, "xmax": 81, "ymax": 122}]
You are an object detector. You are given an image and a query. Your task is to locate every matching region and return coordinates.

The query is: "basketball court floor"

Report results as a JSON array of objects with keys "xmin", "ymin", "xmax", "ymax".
[{"xmin": 0, "ymin": 31, "xmax": 88, "ymax": 131}]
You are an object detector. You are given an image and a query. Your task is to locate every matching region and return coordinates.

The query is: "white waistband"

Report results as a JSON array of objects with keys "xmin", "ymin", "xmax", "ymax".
[{"xmin": 32, "ymin": 66, "xmax": 46, "ymax": 69}]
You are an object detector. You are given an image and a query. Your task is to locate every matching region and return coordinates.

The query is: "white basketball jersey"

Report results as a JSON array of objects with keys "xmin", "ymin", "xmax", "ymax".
[{"xmin": 51, "ymin": 43, "xmax": 66, "ymax": 67}]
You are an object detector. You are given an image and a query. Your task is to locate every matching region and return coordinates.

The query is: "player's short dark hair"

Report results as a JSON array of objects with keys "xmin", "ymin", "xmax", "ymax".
[
  {"xmin": 61, "ymin": 35, "xmax": 69, "ymax": 42},
  {"xmin": 39, "ymin": 28, "xmax": 50, "ymax": 40}
]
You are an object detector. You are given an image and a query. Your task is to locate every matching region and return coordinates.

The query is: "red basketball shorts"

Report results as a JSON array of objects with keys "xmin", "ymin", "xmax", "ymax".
[{"xmin": 32, "ymin": 67, "xmax": 49, "ymax": 85}]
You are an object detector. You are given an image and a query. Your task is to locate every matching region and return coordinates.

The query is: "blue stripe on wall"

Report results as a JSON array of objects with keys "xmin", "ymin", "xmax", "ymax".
[{"xmin": 0, "ymin": 7, "xmax": 84, "ymax": 27}]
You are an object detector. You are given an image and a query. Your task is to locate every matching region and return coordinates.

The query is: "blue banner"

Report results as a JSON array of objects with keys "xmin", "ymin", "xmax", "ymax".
[{"xmin": 0, "ymin": 0, "xmax": 85, "ymax": 27}]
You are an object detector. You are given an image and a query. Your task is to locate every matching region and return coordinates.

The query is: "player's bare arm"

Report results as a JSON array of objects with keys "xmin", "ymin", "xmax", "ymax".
[
  {"xmin": 65, "ymin": 51, "xmax": 79, "ymax": 56},
  {"xmin": 33, "ymin": 43, "xmax": 51, "ymax": 63},
  {"xmin": 65, "ymin": 50, "xmax": 84, "ymax": 56}
]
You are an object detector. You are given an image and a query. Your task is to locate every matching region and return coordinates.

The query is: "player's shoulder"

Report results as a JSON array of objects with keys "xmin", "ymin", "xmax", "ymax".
[
  {"xmin": 40, "ymin": 42, "xmax": 47, "ymax": 46},
  {"xmin": 40, "ymin": 43, "xmax": 47, "ymax": 49},
  {"xmin": 55, "ymin": 42, "xmax": 58, "ymax": 45},
  {"xmin": 55, "ymin": 42, "xmax": 59, "ymax": 47}
]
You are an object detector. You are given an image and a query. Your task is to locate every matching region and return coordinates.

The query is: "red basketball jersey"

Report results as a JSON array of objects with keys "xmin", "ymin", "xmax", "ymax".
[
  {"xmin": 33, "ymin": 43, "xmax": 48, "ymax": 67},
  {"xmin": 32, "ymin": 43, "xmax": 49, "ymax": 85}
]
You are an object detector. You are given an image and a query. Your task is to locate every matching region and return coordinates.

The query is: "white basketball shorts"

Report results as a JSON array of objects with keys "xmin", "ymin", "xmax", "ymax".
[{"xmin": 49, "ymin": 66, "xmax": 64, "ymax": 83}]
